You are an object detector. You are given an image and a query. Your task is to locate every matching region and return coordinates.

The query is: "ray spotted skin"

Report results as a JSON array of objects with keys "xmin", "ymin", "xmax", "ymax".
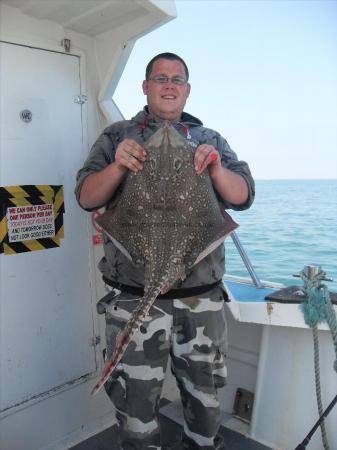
[{"xmin": 91, "ymin": 122, "xmax": 237, "ymax": 396}]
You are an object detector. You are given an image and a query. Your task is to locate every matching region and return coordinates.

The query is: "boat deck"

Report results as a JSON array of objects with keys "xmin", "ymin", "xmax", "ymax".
[
  {"xmin": 224, "ymin": 280, "xmax": 276, "ymax": 302},
  {"xmin": 70, "ymin": 406, "xmax": 272, "ymax": 450}
]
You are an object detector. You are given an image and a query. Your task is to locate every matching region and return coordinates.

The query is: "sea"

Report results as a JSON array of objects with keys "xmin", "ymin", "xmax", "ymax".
[{"xmin": 225, "ymin": 179, "xmax": 337, "ymax": 292}]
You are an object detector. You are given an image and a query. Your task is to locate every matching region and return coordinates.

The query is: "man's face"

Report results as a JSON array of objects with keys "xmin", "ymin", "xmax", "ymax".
[{"xmin": 142, "ymin": 59, "xmax": 191, "ymax": 121}]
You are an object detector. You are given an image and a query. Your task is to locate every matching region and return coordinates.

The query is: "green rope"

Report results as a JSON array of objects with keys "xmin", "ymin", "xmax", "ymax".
[
  {"xmin": 312, "ymin": 325, "xmax": 329, "ymax": 450},
  {"xmin": 300, "ymin": 268, "xmax": 337, "ymax": 450},
  {"xmin": 300, "ymin": 270, "xmax": 337, "ymax": 370}
]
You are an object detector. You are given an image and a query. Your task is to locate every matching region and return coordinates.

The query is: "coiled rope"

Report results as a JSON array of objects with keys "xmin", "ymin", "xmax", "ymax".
[{"xmin": 300, "ymin": 268, "xmax": 337, "ymax": 450}]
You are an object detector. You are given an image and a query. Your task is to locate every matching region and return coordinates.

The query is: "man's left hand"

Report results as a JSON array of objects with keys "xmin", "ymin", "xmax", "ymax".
[{"xmin": 194, "ymin": 144, "xmax": 221, "ymax": 176}]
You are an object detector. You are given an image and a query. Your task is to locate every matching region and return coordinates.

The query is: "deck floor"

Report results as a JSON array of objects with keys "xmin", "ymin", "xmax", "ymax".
[{"xmin": 70, "ymin": 412, "xmax": 272, "ymax": 450}]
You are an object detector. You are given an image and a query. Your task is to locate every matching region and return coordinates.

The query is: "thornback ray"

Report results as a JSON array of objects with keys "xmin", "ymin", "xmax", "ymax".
[{"xmin": 91, "ymin": 121, "xmax": 238, "ymax": 396}]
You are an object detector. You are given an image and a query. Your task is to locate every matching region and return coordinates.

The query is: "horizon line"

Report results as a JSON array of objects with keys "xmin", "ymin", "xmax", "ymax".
[{"xmin": 255, "ymin": 178, "xmax": 337, "ymax": 181}]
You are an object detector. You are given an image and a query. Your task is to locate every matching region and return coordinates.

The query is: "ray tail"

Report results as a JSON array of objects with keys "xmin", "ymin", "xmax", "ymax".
[{"xmin": 90, "ymin": 287, "xmax": 160, "ymax": 396}]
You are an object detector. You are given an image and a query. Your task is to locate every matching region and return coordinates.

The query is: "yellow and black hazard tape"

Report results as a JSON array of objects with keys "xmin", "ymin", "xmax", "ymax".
[{"xmin": 0, "ymin": 185, "xmax": 64, "ymax": 255}]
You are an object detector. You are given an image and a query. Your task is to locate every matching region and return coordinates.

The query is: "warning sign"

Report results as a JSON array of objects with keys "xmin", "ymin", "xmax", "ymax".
[
  {"xmin": 6, "ymin": 204, "xmax": 55, "ymax": 242},
  {"xmin": 0, "ymin": 185, "xmax": 65, "ymax": 254}
]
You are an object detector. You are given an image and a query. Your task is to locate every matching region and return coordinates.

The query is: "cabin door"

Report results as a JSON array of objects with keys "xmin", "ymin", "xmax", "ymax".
[{"xmin": 0, "ymin": 42, "xmax": 97, "ymax": 413}]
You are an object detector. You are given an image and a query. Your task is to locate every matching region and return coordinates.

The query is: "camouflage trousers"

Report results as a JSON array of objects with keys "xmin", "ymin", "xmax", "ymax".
[{"xmin": 103, "ymin": 286, "xmax": 228, "ymax": 450}]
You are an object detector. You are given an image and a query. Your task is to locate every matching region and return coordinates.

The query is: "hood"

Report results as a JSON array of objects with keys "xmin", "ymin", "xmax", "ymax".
[{"xmin": 132, "ymin": 107, "xmax": 203, "ymax": 127}]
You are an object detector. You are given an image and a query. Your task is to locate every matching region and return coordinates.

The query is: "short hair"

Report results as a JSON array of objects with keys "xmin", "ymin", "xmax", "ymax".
[{"xmin": 145, "ymin": 52, "xmax": 189, "ymax": 81}]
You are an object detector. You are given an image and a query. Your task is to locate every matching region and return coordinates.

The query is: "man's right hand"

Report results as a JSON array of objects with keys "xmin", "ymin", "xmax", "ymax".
[
  {"xmin": 79, "ymin": 139, "xmax": 146, "ymax": 209},
  {"xmin": 115, "ymin": 139, "xmax": 146, "ymax": 173}
]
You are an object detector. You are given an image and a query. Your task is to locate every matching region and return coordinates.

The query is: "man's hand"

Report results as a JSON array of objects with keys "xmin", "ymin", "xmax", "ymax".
[
  {"xmin": 194, "ymin": 144, "xmax": 249, "ymax": 205},
  {"xmin": 194, "ymin": 144, "xmax": 220, "ymax": 176},
  {"xmin": 115, "ymin": 139, "xmax": 146, "ymax": 173},
  {"xmin": 79, "ymin": 139, "xmax": 146, "ymax": 209}
]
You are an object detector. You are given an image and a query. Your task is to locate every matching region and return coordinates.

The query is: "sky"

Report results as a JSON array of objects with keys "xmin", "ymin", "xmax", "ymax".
[{"xmin": 114, "ymin": 0, "xmax": 337, "ymax": 180}]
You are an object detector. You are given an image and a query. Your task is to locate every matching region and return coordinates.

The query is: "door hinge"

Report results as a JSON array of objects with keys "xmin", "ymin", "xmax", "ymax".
[
  {"xmin": 74, "ymin": 95, "xmax": 88, "ymax": 105},
  {"xmin": 61, "ymin": 38, "xmax": 71, "ymax": 53},
  {"xmin": 91, "ymin": 336, "xmax": 101, "ymax": 346}
]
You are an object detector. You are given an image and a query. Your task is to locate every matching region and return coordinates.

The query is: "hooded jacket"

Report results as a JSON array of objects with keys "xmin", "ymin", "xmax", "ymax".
[{"xmin": 75, "ymin": 108, "xmax": 255, "ymax": 289}]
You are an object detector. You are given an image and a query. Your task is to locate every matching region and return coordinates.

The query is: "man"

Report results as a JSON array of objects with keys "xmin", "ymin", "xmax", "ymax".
[{"xmin": 75, "ymin": 53, "xmax": 254, "ymax": 450}]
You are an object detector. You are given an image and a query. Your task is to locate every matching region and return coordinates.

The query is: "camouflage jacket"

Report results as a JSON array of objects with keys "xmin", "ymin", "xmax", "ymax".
[{"xmin": 75, "ymin": 108, "xmax": 255, "ymax": 289}]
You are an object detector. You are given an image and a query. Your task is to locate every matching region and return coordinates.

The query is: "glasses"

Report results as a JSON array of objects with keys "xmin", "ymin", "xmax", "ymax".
[{"xmin": 148, "ymin": 75, "xmax": 187, "ymax": 86}]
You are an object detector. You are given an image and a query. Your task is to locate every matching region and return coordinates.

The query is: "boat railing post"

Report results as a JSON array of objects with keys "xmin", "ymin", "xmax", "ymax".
[{"xmin": 230, "ymin": 231, "xmax": 263, "ymax": 288}]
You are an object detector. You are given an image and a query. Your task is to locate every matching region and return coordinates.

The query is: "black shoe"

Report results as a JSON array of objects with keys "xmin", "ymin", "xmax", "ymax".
[
  {"xmin": 165, "ymin": 441, "xmax": 182, "ymax": 450},
  {"xmin": 214, "ymin": 434, "xmax": 227, "ymax": 450}
]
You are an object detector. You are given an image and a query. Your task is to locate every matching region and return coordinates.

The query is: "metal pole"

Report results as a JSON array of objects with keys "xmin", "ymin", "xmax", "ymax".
[
  {"xmin": 230, "ymin": 231, "xmax": 263, "ymax": 289},
  {"xmin": 294, "ymin": 394, "xmax": 337, "ymax": 449}
]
